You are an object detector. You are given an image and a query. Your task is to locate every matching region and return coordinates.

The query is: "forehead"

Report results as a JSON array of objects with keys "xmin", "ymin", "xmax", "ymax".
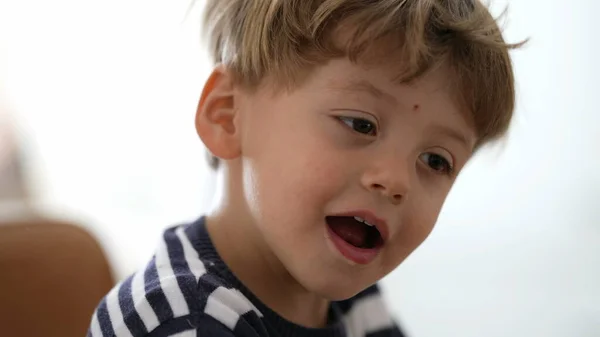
[
  {"xmin": 291, "ymin": 59, "xmax": 477, "ymax": 147},
  {"xmin": 319, "ymin": 60, "xmax": 468, "ymax": 114}
]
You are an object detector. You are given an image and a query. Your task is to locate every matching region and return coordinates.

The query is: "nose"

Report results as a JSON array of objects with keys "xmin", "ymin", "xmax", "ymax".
[{"xmin": 361, "ymin": 158, "xmax": 410, "ymax": 205}]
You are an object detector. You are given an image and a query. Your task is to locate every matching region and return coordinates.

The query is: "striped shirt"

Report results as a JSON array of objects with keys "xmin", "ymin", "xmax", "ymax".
[{"xmin": 88, "ymin": 216, "xmax": 406, "ymax": 337}]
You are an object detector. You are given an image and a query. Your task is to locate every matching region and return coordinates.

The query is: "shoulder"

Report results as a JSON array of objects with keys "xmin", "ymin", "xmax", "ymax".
[
  {"xmin": 339, "ymin": 284, "xmax": 408, "ymax": 337},
  {"xmin": 88, "ymin": 224, "xmax": 262, "ymax": 337}
]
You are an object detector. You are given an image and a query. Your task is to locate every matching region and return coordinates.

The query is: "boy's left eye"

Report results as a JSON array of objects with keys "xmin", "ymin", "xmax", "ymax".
[
  {"xmin": 338, "ymin": 116, "xmax": 377, "ymax": 136},
  {"xmin": 419, "ymin": 152, "xmax": 454, "ymax": 175}
]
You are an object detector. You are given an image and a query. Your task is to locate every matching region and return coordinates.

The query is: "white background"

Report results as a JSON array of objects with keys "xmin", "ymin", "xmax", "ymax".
[{"xmin": 1, "ymin": 0, "xmax": 598, "ymax": 336}]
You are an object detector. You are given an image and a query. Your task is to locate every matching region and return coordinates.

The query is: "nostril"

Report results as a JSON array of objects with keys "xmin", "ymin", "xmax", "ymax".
[
  {"xmin": 372, "ymin": 183, "xmax": 384, "ymax": 190},
  {"xmin": 371, "ymin": 183, "xmax": 403, "ymax": 202}
]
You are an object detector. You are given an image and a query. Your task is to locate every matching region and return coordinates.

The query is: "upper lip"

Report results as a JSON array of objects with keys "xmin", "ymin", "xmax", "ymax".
[{"xmin": 329, "ymin": 209, "xmax": 390, "ymax": 243}]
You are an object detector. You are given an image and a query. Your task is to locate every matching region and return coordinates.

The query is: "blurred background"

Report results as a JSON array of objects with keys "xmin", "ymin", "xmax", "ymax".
[{"xmin": 0, "ymin": 0, "xmax": 598, "ymax": 336}]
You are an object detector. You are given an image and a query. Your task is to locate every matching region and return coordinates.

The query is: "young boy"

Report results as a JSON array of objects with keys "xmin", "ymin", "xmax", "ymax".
[{"xmin": 88, "ymin": 0, "xmax": 522, "ymax": 336}]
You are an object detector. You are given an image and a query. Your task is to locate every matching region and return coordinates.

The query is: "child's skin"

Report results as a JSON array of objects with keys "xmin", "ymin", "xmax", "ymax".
[{"xmin": 195, "ymin": 57, "xmax": 476, "ymax": 328}]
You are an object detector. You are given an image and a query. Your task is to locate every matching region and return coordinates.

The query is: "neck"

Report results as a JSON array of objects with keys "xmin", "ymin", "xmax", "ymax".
[{"xmin": 206, "ymin": 163, "xmax": 330, "ymax": 328}]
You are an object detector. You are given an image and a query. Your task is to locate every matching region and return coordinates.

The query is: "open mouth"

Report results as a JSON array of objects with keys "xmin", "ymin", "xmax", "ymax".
[{"xmin": 326, "ymin": 215, "xmax": 384, "ymax": 250}]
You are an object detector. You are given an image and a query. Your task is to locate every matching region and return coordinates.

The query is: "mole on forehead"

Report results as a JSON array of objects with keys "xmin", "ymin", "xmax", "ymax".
[{"xmin": 327, "ymin": 79, "xmax": 443, "ymax": 116}]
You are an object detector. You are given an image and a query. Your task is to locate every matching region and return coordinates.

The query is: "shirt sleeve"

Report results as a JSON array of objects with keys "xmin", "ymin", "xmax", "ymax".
[
  {"xmin": 87, "ymin": 275, "xmax": 265, "ymax": 337},
  {"xmin": 89, "ymin": 309, "xmax": 255, "ymax": 337},
  {"xmin": 145, "ymin": 313, "xmax": 240, "ymax": 337},
  {"xmin": 364, "ymin": 323, "xmax": 407, "ymax": 337}
]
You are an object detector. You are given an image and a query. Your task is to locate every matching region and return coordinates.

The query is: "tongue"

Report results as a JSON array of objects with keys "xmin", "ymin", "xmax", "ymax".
[{"xmin": 327, "ymin": 216, "xmax": 368, "ymax": 248}]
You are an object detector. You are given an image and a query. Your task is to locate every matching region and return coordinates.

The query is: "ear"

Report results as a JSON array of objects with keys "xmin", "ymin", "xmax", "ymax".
[{"xmin": 195, "ymin": 66, "xmax": 241, "ymax": 162}]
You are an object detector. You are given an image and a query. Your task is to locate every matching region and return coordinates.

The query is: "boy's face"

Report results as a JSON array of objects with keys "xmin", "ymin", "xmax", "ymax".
[{"xmin": 233, "ymin": 59, "xmax": 475, "ymax": 299}]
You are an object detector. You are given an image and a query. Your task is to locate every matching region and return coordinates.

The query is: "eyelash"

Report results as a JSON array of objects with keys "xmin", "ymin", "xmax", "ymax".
[
  {"xmin": 337, "ymin": 116, "xmax": 378, "ymax": 136},
  {"xmin": 419, "ymin": 152, "xmax": 454, "ymax": 176},
  {"xmin": 336, "ymin": 116, "xmax": 455, "ymax": 176}
]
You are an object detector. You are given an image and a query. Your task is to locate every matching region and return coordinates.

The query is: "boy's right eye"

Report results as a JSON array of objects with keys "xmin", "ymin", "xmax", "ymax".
[{"xmin": 338, "ymin": 116, "xmax": 378, "ymax": 136}]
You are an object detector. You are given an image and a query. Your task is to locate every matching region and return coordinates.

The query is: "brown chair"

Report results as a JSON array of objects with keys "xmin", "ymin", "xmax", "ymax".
[{"xmin": 0, "ymin": 216, "xmax": 115, "ymax": 337}]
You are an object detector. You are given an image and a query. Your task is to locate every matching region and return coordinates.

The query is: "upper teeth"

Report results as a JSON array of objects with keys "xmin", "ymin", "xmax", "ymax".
[{"xmin": 354, "ymin": 216, "xmax": 375, "ymax": 227}]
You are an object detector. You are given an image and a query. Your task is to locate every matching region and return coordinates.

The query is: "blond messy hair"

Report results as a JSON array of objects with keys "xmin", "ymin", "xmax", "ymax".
[{"xmin": 202, "ymin": 0, "xmax": 525, "ymax": 169}]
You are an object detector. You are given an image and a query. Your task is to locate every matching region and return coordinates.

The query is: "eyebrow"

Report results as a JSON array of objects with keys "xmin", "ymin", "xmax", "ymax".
[{"xmin": 330, "ymin": 79, "xmax": 397, "ymax": 105}]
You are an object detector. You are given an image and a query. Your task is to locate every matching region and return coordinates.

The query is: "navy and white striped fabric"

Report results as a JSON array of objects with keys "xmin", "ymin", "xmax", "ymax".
[{"xmin": 88, "ymin": 217, "xmax": 406, "ymax": 337}]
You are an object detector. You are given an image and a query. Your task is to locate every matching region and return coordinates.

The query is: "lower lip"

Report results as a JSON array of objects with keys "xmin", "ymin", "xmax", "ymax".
[{"xmin": 326, "ymin": 225, "xmax": 382, "ymax": 265}]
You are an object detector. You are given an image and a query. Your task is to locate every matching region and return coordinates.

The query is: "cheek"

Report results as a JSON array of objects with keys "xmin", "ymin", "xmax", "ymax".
[
  {"xmin": 259, "ymin": 145, "xmax": 346, "ymax": 214},
  {"xmin": 244, "ymin": 124, "xmax": 347, "ymax": 230},
  {"xmin": 245, "ymin": 148, "xmax": 347, "ymax": 252},
  {"xmin": 410, "ymin": 191, "xmax": 448, "ymax": 234},
  {"xmin": 386, "ymin": 193, "xmax": 447, "ymax": 265}
]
